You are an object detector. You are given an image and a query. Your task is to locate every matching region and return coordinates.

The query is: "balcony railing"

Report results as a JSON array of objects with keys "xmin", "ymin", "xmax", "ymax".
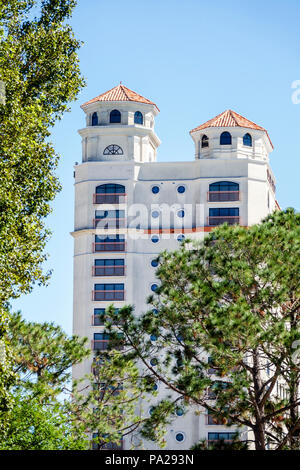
[
  {"xmin": 92, "ymin": 290, "xmax": 125, "ymax": 301},
  {"xmin": 208, "ymin": 216, "xmax": 240, "ymax": 226},
  {"xmin": 93, "ymin": 193, "xmax": 127, "ymax": 205},
  {"xmin": 207, "ymin": 191, "xmax": 240, "ymax": 202},
  {"xmin": 92, "ymin": 340, "xmax": 109, "ymax": 351},
  {"xmin": 93, "ymin": 218, "xmax": 126, "ymax": 229},
  {"xmin": 92, "ymin": 266, "xmax": 125, "ymax": 277},
  {"xmin": 93, "ymin": 242, "xmax": 126, "ymax": 253}
]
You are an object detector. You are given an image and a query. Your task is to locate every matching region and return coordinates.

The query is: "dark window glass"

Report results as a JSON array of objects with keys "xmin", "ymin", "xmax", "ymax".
[
  {"xmin": 177, "ymin": 186, "xmax": 186, "ymax": 194},
  {"xmin": 92, "ymin": 112, "xmax": 98, "ymax": 126},
  {"xmin": 94, "ymin": 333, "xmax": 110, "ymax": 341},
  {"xmin": 175, "ymin": 433, "xmax": 185, "ymax": 442},
  {"xmin": 95, "ymin": 259, "xmax": 124, "ymax": 266},
  {"xmin": 202, "ymin": 135, "xmax": 209, "ymax": 148},
  {"xmin": 95, "ymin": 210, "xmax": 125, "ymax": 219},
  {"xmin": 208, "ymin": 432, "xmax": 236, "ymax": 441},
  {"xmin": 151, "ymin": 259, "xmax": 159, "ymax": 268},
  {"xmin": 151, "ymin": 235, "xmax": 159, "ymax": 243},
  {"xmin": 95, "ymin": 284, "xmax": 124, "ymax": 291},
  {"xmin": 134, "ymin": 111, "xmax": 143, "ymax": 125},
  {"xmin": 243, "ymin": 133, "xmax": 252, "ymax": 147},
  {"xmin": 96, "ymin": 184, "xmax": 125, "ymax": 194},
  {"xmin": 110, "ymin": 109, "xmax": 121, "ymax": 123},
  {"xmin": 152, "ymin": 186, "xmax": 160, "ymax": 194},
  {"xmin": 209, "ymin": 181, "xmax": 239, "ymax": 192},
  {"xmin": 209, "ymin": 208, "xmax": 239, "ymax": 217},
  {"xmin": 220, "ymin": 131, "xmax": 232, "ymax": 145},
  {"xmin": 103, "ymin": 145, "xmax": 123, "ymax": 155},
  {"xmin": 95, "ymin": 235, "xmax": 125, "ymax": 242}
]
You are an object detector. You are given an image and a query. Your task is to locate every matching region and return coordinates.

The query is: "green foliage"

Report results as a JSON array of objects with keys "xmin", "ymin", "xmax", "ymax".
[
  {"xmin": 9, "ymin": 311, "xmax": 90, "ymax": 398},
  {"xmin": 0, "ymin": 0, "xmax": 84, "ymax": 304},
  {"xmin": 72, "ymin": 341, "xmax": 159, "ymax": 450},
  {"xmin": 102, "ymin": 209, "xmax": 300, "ymax": 450},
  {"xmin": 0, "ymin": 311, "xmax": 90, "ymax": 449},
  {"xmin": 0, "ymin": 392, "xmax": 88, "ymax": 450},
  {"xmin": 0, "ymin": 0, "xmax": 84, "ymax": 431}
]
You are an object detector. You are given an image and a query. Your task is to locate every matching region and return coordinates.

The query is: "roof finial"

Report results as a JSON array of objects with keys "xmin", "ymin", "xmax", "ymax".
[{"xmin": 120, "ymin": 81, "xmax": 122, "ymax": 85}]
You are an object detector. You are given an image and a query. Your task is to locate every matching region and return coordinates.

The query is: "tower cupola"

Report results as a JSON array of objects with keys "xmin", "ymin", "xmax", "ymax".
[
  {"xmin": 190, "ymin": 109, "xmax": 273, "ymax": 162},
  {"xmin": 79, "ymin": 84, "xmax": 161, "ymax": 163}
]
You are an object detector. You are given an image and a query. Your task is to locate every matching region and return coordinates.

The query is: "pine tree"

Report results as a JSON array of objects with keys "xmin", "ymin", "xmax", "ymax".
[{"xmin": 102, "ymin": 209, "xmax": 300, "ymax": 450}]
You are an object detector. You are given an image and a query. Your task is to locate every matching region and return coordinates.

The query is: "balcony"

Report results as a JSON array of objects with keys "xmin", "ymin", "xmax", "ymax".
[
  {"xmin": 93, "ymin": 193, "xmax": 127, "ymax": 205},
  {"xmin": 93, "ymin": 242, "xmax": 126, "ymax": 252},
  {"xmin": 208, "ymin": 216, "xmax": 240, "ymax": 226},
  {"xmin": 92, "ymin": 266, "xmax": 125, "ymax": 277},
  {"xmin": 207, "ymin": 191, "xmax": 240, "ymax": 202},
  {"xmin": 93, "ymin": 218, "xmax": 126, "ymax": 229},
  {"xmin": 92, "ymin": 290, "xmax": 125, "ymax": 301}
]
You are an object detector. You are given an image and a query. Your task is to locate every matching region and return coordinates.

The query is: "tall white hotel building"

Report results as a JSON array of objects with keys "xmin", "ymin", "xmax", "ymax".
[{"xmin": 72, "ymin": 84, "xmax": 278, "ymax": 450}]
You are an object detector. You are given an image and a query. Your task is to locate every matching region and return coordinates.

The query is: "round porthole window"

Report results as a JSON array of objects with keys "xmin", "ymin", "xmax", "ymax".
[
  {"xmin": 149, "ymin": 407, "xmax": 155, "ymax": 416},
  {"xmin": 152, "ymin": 309, "xmax": 159, "ymax": 315},
  {"xmin": 177, "ymin": 186, "xmax": 186, "ymax": 194},
  {"xmin": 153, "ymin": 383, "xmax": 159, "ymax": 391},
  {"xmin": 151, "ymin": 284, "xmax": 158, "ymax": 292},
  {"xmin": 150, "ymin": 334, "xmax": 157, "ymax": 342},
  {"xmin": 151, "ymin": 235, "xmax": 159, "ymax": 243},
  {"xmin": 150, "ymin": 357, "xmax": 158, "ymax": 366},
  {"xmin": 177, "ymin": 234, "xmax": 185, "ymax": 242},
  {"xmin": 175, "ymin": 432, "xmax": 185, "ymax": 442},
  {"xmin": 151, "ymin": 210, "xmax": 160, "ymax": 218},
  {"xmin": 151, "ymin": 259, "xmax": 159, "ymax": 268},
  {"xmin": 177, "ymin": 210, "xmax": 185, "ymax": 218},
  {"xmin": 152, "ymin": 186, "xmax": 160, "ymax": 194},
  {"xmin": 176, "ymin": 408, "xmax": 184, "ymax": 417}
]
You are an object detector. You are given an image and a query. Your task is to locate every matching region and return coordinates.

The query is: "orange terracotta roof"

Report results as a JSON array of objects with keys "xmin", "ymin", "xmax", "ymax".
[
  {"xmin": 190, "ymin": 109, "xmax": 273, "ymax": 148},
  {"xmin": 81, "ymin": 84, "xmax": 159, "ymax": 111}
]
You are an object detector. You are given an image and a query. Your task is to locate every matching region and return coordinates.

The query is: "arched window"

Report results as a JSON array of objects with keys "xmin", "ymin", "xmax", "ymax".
[
  {"xmin": 92, "ymin": 112, "xmax": 98, "ymax": 126},
  {"xmin": 243, "ymin": 133, "xmax": 252, "ymax": 147},
  {"xmin": 110, "ymin": 109, "xmax": 121, "ymax": 123},
  {"xmin": 202, "ymin": 135, "xmax": 209, "ymax": 148},
  {"xmin": 208, "ymin": 181, "xmax": 239, "ymax": 202},
  {"xmin": 220, "ymin": 131, "xmax": 232, "ymax": 145},
  {"xmin": 134, "ymin": 111, "xmax": 143, "ymax": 125},
  {"xmin": 96, "ymin": 184, "xmax": 125, "ymax": 194},
  {"xmin": 103, "ymin": 145, "xmax": 123, "ymax": 155}
]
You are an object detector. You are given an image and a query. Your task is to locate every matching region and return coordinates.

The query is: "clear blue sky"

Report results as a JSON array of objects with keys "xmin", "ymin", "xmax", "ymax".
[{"xmin": 12, "ymin": 0, "xmax": 300, "ymax": 333}]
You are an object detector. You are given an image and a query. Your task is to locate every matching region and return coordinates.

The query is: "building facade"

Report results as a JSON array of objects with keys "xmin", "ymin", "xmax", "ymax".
[{"xmin": 72, "ymin": 84, "xmax": 278, "ymax": 449}]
